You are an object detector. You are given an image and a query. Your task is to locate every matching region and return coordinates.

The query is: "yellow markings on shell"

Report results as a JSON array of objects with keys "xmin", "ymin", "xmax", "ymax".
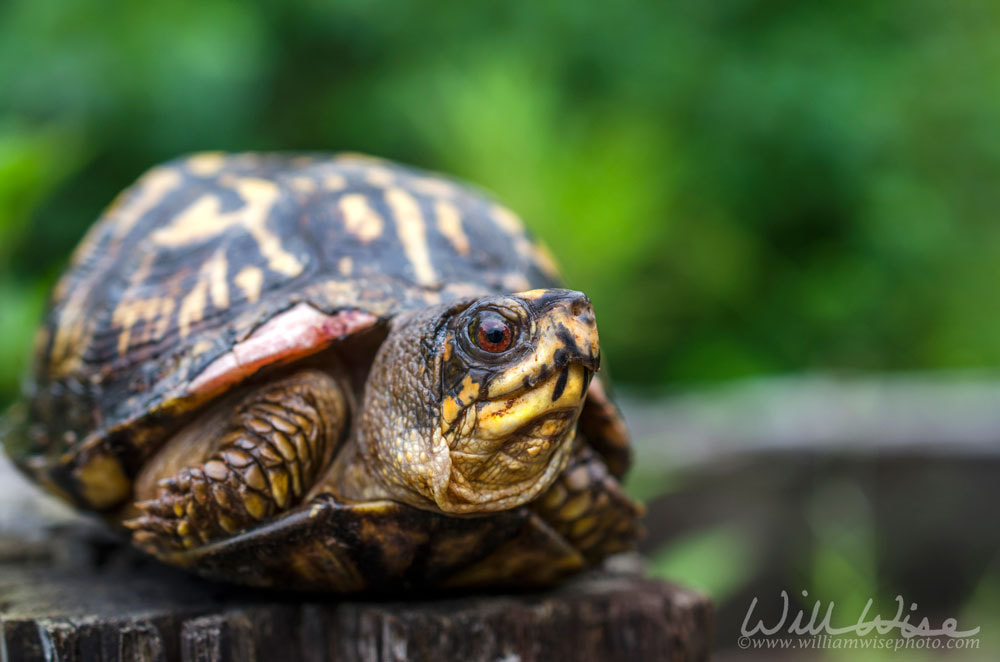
[
  {"xmin": 151, "ymin": 176, "xmax": 303, "ymax": 277},
  {"xmin": 339, "ymin": 193, "xmax": 384, "ymax": 243},
  {"xmin": 324, "ymin": 174, "xmax": 347, "ymax": 191},
  {"xmin": 235, "ymin": 266, "xmax": 264, "ymax": 303},
  {"xmin": 364, "ymin": 165, "xmax": 396, "ymax": 188},
  {"xmin": 74, "ymin": 451, "xmax": 130, "ymax": 509},
  {"xmin": 32, "ymin": 326, "xmax": 51, "ymax": 358},
  {"xmin": 49, "ymin": 302, "xmax": 90, "ymax": 375},
  {"xmin": 336, "ymin": 152, "xmax": 385, "ymax": 165},
  {"xmin": 129, "ymin": 251, "xmax": 157, "ymax": 287},
  {"xmin": 175, "ymin": 251, "xmax": 231, "ymax": 338},
  {"xmin": 443, "ymin": 282, "xmax": 491, "ymax": 299},
  {"xmin": 186, "ymin": 152, "xmax": 226, "ymax": 176},
  {"xmin": 50, "ymin": 268, "xmax": 75, "ymax": 306},
  {"xmin": 178, "ymin": 278, "xmax": 209, "ymax": 338},
  {"xmin": 491, "ymin": 203, "xmax": 548, "ymax": 270},
  {"xmin": 51, "ymin": 167, "xmax": 185, "ymax": 373},
  {"xmin": 491, "ymin": 204, "xmax": 526, "ymax": 235},
  {"xmin": 192, "ymin": 339, "xmax": 214, "ymax": 356},
  {"xmin": 288, "ymin": 176, "xmax": 317, "ymax": 194},
  {"xmin": 435, "ymin": 200, "xmax": 469, "ymax": 256},
  {"xmin": 308, "ymin": 279, "xmax": 369, "ymax": 310},
  {"xmin": 410, "ymin": 176, "xmax": 456, "ymax": 198},
  {"xmin": 108, "ymin": 166, "xmax": 184, "ymax": 242},
  {"xmin": 502, "ymin": 273, "xmax": 531, "ymax": 292},
  {"xmin": 338, "ymin": 256, "xmax": 354, "ymax": 276},
  {"xmin": 205, "ymin": 251, "xmax": 230, "ymax": 309},
  {"xmin": 532, "ymin": 241, "xmax": 562, "ymax": 279},
  {"xmin": 290, "ymin": 155, "xmax": 317, "ymax": 168},
  {"xmin": 111, "ymin": 297, "xmax": 176, "ymax": 355},
  {"xmin": 385, "ymin": 187, "xmax": 437, "ymax": 287},
  {"xmin": 108, "ymin": 252, "xmax": 159, "ymax": 353}
]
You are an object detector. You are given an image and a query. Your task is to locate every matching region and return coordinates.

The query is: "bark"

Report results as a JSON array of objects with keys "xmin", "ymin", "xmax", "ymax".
[{"xmin": 0, "ymin": 533, "xmax": 712, "ymax": 662}]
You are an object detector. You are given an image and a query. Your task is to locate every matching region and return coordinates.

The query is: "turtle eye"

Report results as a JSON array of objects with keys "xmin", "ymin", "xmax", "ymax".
[{"xmin": 471, "ymin": 312, "xmax": 514, "ymax": 353}]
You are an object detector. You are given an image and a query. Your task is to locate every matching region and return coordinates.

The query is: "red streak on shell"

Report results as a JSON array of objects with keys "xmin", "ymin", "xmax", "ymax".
[{"xmin": 187, "ymin": 303, "xmax": 378, "ymax": 398}]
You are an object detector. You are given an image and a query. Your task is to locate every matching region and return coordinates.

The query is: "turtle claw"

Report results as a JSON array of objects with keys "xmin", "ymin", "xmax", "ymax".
[
  {"xmin": 124, "ymin": 371, "xmax": 346, "ymax": 557},
  {"xmin": 128, "ymin": 467, "xmax": 228, "ymax": 551},
  {"xmin": 124, "ymin": 514, "xmax": 176, "ymax": 535}
]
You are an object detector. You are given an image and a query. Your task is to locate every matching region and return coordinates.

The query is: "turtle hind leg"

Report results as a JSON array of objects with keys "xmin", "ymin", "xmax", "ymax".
[
  {"xmin": 530, "ymin": 445, "xmax": 644, "ymax": 564},
  {"xmin": 125, "ymin": 369, "xmax": 350, "ymax": 552}
]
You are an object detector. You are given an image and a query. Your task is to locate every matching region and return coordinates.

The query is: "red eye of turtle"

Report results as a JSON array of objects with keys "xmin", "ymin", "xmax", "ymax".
[{"xmin": 472, "ymin": 314, "xmax": 514, "ymax": 353}]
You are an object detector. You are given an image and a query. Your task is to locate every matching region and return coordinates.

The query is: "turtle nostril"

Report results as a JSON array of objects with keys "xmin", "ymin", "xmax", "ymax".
[
  {"xmin": 572, "ymin": 303, "xmax": 596, "ymax": 328},
  {"xmin": 567, "ymin": 294, "xmax": 595, "ymax": 324},
  {"xmin": 568, "ymin": 296, "xmax": 590, "ymax": 314}
]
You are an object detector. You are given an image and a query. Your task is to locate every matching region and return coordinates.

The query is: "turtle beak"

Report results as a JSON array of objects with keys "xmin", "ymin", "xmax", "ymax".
[{"xmin": 521, "ymin": 288, "xmax": 601, "ymax": 372}]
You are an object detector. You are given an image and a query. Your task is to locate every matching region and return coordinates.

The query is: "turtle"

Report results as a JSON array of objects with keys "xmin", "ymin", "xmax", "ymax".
[{"xmin": 2, "ymin": 152, "xmax": 642, "ymax": 591}]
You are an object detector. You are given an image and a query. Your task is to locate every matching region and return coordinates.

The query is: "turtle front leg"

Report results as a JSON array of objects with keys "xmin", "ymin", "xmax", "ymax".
[
  {"xmin": 125, "ymin": 369, "xmax": 350, "ymax": 551},
  {"xmin": 578, "ymin": 376, "xmax": 632, "ymax": 477},
  {"xmin": 530, "ymin": 444, "xmax": 644, "ymax": 564}
]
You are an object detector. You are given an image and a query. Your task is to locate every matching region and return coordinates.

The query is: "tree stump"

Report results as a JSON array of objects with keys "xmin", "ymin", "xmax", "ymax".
[{"xmin": 0, "ymin": 526, "xmax": 712, "ymax": 662}]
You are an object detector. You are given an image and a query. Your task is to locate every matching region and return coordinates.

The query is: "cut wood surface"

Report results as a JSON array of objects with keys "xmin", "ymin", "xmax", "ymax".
[
  {"xmin": 0, "ymin": 446, "xmax": 712, "ymax": 662},
  {"xmin": 1, "ymin": 569, "xmax": 712, "ymax": 662},
  {"xmin": 0, "ymin": 540, "xmax": 712, "ymax": 662}
]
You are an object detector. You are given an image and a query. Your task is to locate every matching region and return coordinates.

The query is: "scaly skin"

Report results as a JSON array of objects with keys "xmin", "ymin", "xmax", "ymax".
[
  {"xmin": 2, "ymin": 150, "xmax": 642, "ymax": 590},
  {"xmin": 125, "ymin": 289, "xmax": 642, "ymax": 589},
  {"xmin": 331, "ymin": 290, "xmax": 600, "ymax": 515},
  {"xmin": 126, "ymin": 371, "xmax": 348, "ymax": 550},
  {"xmin": 530, "ymin": 444, "xmax": 645, "ymax": 563}
]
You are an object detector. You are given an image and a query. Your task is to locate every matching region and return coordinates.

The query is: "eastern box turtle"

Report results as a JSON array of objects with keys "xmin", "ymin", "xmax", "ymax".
[{"xmin": 2, "ymin": 153, "xmax": 642, "ymax": 591}]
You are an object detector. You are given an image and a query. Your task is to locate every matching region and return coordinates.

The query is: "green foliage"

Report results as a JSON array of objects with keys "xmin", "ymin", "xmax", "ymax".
[
  {"xmin": 4, "ymin": 0, "xmax": 1000, "ymax": 405},
  {"xmin": 804, "ymin": 479, "xmax": 879, "ymax": 632},
  {"xmin": 648, "ymin": 524, "xmax": 760, "ymax": 603}
]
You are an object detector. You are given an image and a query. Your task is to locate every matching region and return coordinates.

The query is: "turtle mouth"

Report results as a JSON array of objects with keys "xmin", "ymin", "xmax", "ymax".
[
  {"xmin": 445, "ymin": 410, "xmax": 578, "ymax": 511},
  {"xmin": 474, "ymin": 364, "xmax": 589, "ymax": 441},
  {"xmin": 453, "ymin": 408, "xmax": 576, "ymax": 479},
  {"xmin": 515, "ymin": 364, "xmax": 594, "ymax": 401},
  {"xmin": 438, "ymin": 364, "xmax": 588, "ymax": 513}
]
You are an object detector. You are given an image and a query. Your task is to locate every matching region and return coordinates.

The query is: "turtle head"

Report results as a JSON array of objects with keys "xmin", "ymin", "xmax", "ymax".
[{"xmin": 355, "ymin": 289, "xmax": 599, "ymax": 514}]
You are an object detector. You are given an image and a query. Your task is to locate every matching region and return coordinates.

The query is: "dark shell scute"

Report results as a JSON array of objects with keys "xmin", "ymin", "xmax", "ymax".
[{"xmin": 11, "ymin": 152, "xmax": 562, "ymax": 472}]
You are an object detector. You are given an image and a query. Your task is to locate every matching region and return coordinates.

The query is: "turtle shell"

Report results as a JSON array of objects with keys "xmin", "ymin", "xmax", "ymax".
[{"xmin": 5, "ymin": 152, "xmax": 566, "ymax": 510}]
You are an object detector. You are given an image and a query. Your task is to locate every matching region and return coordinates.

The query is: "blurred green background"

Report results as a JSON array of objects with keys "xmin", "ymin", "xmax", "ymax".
[
  {"xmin": 5, "ymin": 0, "xmax": 1000, "ymax": 403},
  {"xmin": 3, "ymin": 1, "xmax": 1000, "ymax": 658}
]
